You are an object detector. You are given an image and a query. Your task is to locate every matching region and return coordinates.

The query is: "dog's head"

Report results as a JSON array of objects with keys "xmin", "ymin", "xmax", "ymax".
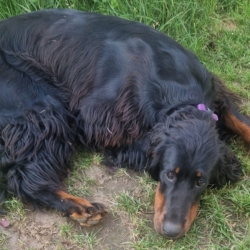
[{"xmin": 147, "ymin": 109, "xmax": 241, "ymax": 239}]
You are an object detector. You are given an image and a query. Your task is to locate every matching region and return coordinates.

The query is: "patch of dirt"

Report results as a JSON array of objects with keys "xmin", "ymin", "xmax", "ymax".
[
  {"xmin": 219, "ymin": 19, "xmax": 237, "ymax": 31},
  {"xmin": 83, "ymin": 166, "xmax": 145, "ymax": 250},
  {"xmin": 0, "ymin": 210, "xmax": 66, "ymax": 250},
  {"xmin": 0, "ymin": 165, "xmax": 152, "ymax": 250}
]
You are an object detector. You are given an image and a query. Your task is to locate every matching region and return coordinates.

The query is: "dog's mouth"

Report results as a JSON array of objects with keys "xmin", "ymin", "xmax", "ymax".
[{"xmin": 153, "ymin": 182, "xmax": 199, "ymax": 239}]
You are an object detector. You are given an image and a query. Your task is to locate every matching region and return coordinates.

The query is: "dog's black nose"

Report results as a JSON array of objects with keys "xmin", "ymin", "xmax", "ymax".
[{"xmin": 163, "ymin": 222, "xmax": 182, "ymax": 238}]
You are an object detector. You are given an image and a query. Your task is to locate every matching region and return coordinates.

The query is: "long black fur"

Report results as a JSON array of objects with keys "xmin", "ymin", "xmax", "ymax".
[{"xmin": 0, "ymin": 9, "xmax": 244, "ymax": 221}]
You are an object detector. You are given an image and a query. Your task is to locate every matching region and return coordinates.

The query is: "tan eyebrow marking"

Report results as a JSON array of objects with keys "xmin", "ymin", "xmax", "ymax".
[
  {"xmin": 175, "ymin": 167, "xmax": 180, "ymax": 174},
  {"xmin": 196, "ymin": 171, "xmax": 202, "ymax": 177}
]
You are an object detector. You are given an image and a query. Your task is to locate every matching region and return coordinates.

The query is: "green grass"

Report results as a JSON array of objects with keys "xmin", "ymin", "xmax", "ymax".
[
  {"xmin": 66, "ymin": 150, "xmax": 101, "ymax": 196},
  {"xmin": 0, "ymin": 233, "xmax": 8, "ymax": 248},
  {"xmin": 115, "ymin": 191, "xmax": 146, "ymax": 215},
  {"xmin": 59, "ymin": 223, "xmax": 74, "ymax": 238},
  {"xmin": 73, "ymin": 231, "xmax": 99, "ymax": 250},
  {"xmin": 3, "ymin": 197, "xmax": 27, "ymax": 221},
  {"xmin": 59, "ymin": 221, "xmax": 99, "ymax": 249},
  {"xmin": 59, "ymin": 222, "xmax": 100, "ymax": 250},
  {"xmin": 1, "ymin": 0, "xmax": 250, "ymax": 249}
]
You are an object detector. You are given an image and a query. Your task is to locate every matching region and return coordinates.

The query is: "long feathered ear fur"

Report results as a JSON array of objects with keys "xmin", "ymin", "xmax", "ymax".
[
  {"xmin": 209, "ymin": 143, "xmax": 242, "ymax": 188},
  {"xmin": 146, "ymin": 123, "xmax": 169, "ymax": 181}
]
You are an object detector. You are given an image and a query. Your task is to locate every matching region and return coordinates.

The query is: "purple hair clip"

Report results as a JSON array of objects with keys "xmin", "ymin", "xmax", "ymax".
[{"xmin": 197, "ymin": 104, "xmax": 218, "ymax": 121}]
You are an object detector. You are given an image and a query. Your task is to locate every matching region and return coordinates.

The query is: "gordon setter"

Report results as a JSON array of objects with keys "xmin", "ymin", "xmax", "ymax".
[{"xmin": 0, "ymin": 9, "xmax": 248, "ymax": 239}]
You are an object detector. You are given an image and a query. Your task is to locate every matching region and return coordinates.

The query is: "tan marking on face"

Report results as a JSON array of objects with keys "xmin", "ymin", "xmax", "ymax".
[
  {"xmin": 153, "ymin": 184, "xmax": 200, "ymax": 239},
  {"xmin": 196, "ymin": 171, "xmax": 202, "ymax": 177},
  {"xmin": 153, "ymin": 182, "xmax": 165, "ymax": 234},
  {"xmin": 183, "ymin": 201, "xmax": 199, "ymax": 234},
  {"xmin": 175, "ymin": 167, "xmax": 180, "ymax": 174}
]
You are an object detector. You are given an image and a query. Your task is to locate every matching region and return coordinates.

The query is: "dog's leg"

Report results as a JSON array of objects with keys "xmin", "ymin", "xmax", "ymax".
[
  {"xmin": 13, "ymin": 187, "xmax": 107, "ymax": 226},
  {"xmin": 103, "ymin": 139, "xmax": 148, "ymax": 171},
  {"xmin": 223, "ymin": 105, "xmax": 250, "ymax": 143},
  {"xmin": 55, "ymin": 191, "xmax": 107, "ymax": 226},
  {"xmin": 0, "ymin": 106, "xmax": 107, "ymax": 226},
  {"xmin": 213, "ymin": 75, "xmax": 250, "ymax": 143},
  {"xmin": 1, "ymin": 144, "xmax": 107, "ymax": 226}
]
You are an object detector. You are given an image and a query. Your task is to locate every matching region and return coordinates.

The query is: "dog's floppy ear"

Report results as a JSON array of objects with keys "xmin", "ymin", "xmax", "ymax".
[
  {"xmin": 146, "ymin": 124, "xmax": 170, "ymax": 181},
  {"xmin": 209, "ymin": 144, "xmax": 242, "ymax": 188},
  {"xmin": 147, "ymin": 147, "xmax": 162, "ymax": 181}
]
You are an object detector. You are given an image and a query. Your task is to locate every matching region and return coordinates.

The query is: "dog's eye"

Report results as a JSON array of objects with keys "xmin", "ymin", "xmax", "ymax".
[
  {"xmin": 167, "ymin": 172, "xmax": 174, "ymax": 180},
  {"xmin": 196, "ymin": 178, "xmax": 204, "ymax": 187}
]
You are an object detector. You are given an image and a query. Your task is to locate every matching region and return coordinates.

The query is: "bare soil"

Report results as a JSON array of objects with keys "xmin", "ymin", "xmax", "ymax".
[{"xmin": 0, "ymin": 165, "xmax": 153, "ymax": 250}]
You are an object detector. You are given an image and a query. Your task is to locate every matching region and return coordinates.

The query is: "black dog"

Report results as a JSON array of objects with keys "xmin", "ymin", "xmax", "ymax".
[{"xmin": 0, "ymin": 9, "xmax": 248, "ymax": 239}]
